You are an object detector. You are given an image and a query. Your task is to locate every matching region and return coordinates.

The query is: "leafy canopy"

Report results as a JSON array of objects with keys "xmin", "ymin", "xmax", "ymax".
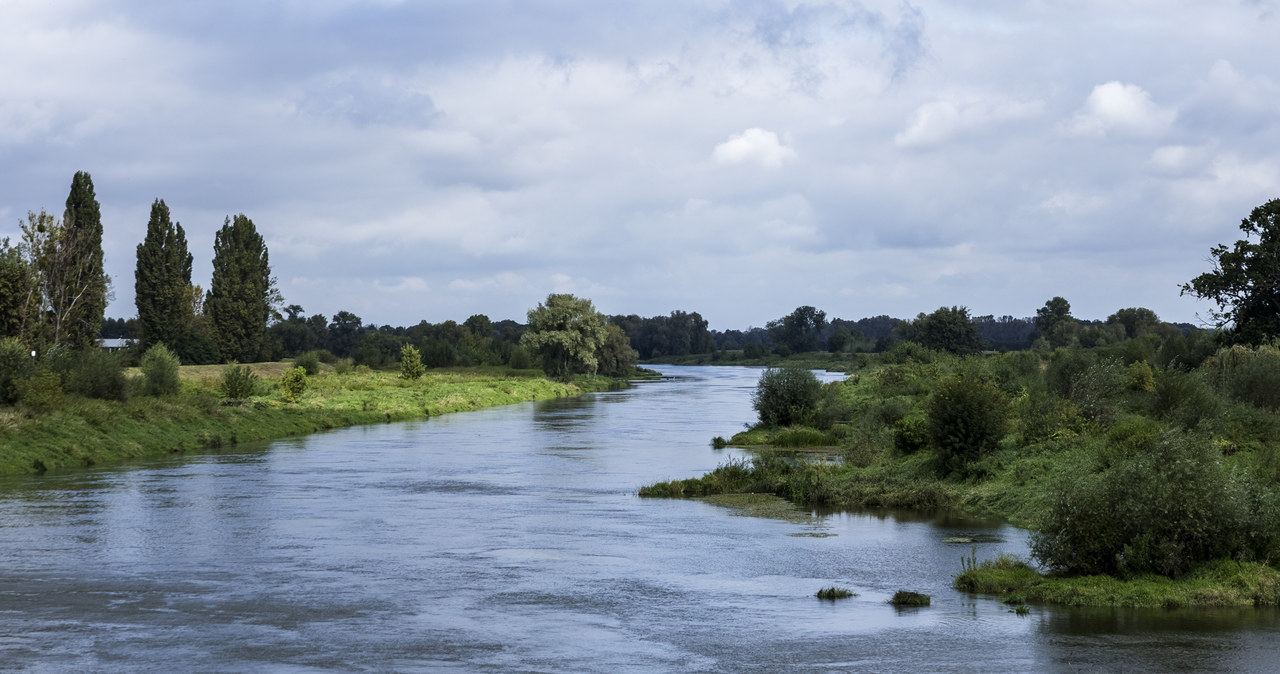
[{"xmin": 1181, "ymin": 198, "xmax": 1280, "ymax": 344}]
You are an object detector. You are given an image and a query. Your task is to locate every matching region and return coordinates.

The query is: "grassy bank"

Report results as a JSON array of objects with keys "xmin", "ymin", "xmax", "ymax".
[
  {"xmin": 641, "ymin": 344, "xmax": 1280, "ymax": 608},
  {"xmin": 0, "ymin": 363, "xmax": 616, "ymax": 476}
]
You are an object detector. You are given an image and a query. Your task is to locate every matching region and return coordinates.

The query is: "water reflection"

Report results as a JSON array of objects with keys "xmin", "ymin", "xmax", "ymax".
[{"xmin": 0, "ymin": 366, "xmax": 1275, "ymax": 671}]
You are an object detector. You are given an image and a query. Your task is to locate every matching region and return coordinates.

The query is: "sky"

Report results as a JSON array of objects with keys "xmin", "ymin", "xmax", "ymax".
[{"xmin": 2, "ymin": 0, "xmax": 1278, "ymax": 331}]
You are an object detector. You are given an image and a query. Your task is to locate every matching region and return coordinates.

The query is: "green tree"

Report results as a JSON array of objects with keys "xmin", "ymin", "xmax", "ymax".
[
  {"xmin": 767, "ymin": 305, "xmax": 828, "ymax": 354},
  {"xmin": 57, "ymin": 171, "xmax": 109, "ymax": 350},
  {"xmin": 135, "ymin": 199, "xmax": 194, "ymax": 352},
  {"xmin": 927, "ymin": 364, "xmax": 1008, "ymax": 476},
  {"xmin": 399, "ymin": 343, "xmax": 426, "ymax": 380},
  {"xmin": 1181, "ymin": 198, "xmax": 1280, "ymax": 344},
  {"xmin": 1106, "ymin": 307, "xmax": 1161, "ymax": 340},
  {"xmin": 752, "ymin": 366, "xmax": 822, "ymax": 427},
  {"xmin": 596, "ymin": 323, "xmax": 639, "ymax": 377},
  {"xmin": 207, "ymin": 214, "xmax": 276, "ymax": 363},
  {"xmin": 1034, "ymin": 296, "xmax": 1078, "ymax": 348},
  {"xmin": 913, "ymin": 306, "xmax": 985, "ymax": 355},
  {"xmin": 0, "ymin": 238, "xmax": 35, "ymax": 338},
  {"xmin": 520, "ymin": 293, "xmax": 608, "ymax": 379}
]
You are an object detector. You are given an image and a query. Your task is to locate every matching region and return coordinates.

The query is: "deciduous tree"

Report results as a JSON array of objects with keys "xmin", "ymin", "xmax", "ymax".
[
  {"xmin": 135, "ymin": 199, "xmax": 194, "ymax": 351},
  {"xmin": 207, "ymin": 214, "xmax": 276, "ymax": 362},
  {"xmin": 1181, "ymin": 198, "xmax": 1280, "ymax": 344},
  {"xmin": 521, "ymin": 293, "xmax": 608, "ymax": 379}
]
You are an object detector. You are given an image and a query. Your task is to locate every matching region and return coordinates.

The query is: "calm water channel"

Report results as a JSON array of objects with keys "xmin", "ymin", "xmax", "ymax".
[{"xmin": 1, "ymin": 365, "xmax": 1278, "ymax": 672}]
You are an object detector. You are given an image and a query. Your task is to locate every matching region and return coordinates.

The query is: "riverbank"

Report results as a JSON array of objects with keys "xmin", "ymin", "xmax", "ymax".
[
  {"xmin": 640, "ymin": 348, "xmax": 1280, "ymax": 608},
  {"xmin": 0, "ymin": 363, "xmax": 618, "ymax": 476}
]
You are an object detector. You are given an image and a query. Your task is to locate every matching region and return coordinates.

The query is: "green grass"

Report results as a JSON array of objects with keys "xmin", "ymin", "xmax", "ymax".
[
  {"xmin": 816, "ymin": 586, "xmax": 856, "ymax": 600},
  {"xmin": 889, "ymin": 590, "xmax": 931, "ymax": 606},
  {"xmin": 954, "ymin": 555, "xmax": 1280, "ymax": 608},
  {"xmin": 0, "ymin": 363, "xmax": 615, "ymax": 476}
]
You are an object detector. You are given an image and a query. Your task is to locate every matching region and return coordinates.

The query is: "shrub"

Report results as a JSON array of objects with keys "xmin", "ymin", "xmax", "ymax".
[
  {"xmin": 0, "ymin": 337, "xmax": 33, "ymax": 405},
  {"xmin": 17, "ymin": 367, "xmax": 63, "ymax": 411},
  {"xmin": 1125, "ymin": 361, "xmax": 1155, "ymax": 392},
  {"xmin": 279, "ymin": 366, "xmax": 307, "ymax": 403},
  {"xmin": 1153, "ymin": 369, "xmax": 1221, "ymax": 430},
  {"xmin": 220, "ymin": 363, "xmax": 259, "ymax": 402},
  {"xmin": 333, "ymin": 358, "xmax": 354, "ymax": 375},
  {"xmin": 1031, "ymin": 431, "xmax": 1280, "ymax": 577},
  {"xmin": 892, "ymin": 416, "xmax": 929, "ymax": 454},
  {"xmin": 752, "ymin": 367, "xmax": 822, "ymax": 427},
  {"xmin": 140, "ymin": 343, "xmax": 181, "ymax": 396},
  {"xmin": 1216, "ymin": 345, "xmax": 1280, "ymax": 410},
  {"xmin": 399, "ymin": 343, "xmax": 426, "ymax": 380},
  {"xmin": 292, "ymin": 350, "xmax": 322, "ymax": 375},
  {"xmin": 927, "ymin": 366, "xmax": 1008, "ymax": 476},
  {"xmin": 742, "ymin": 343, "xmax": 768, "ymax": 359},
  {"xmin": 507, "ymin": 346, "xmax": 533, "ymax": 370},
  {"xmin": 67, "ymin": 348, "xmax": 129, "ymax": 401}
]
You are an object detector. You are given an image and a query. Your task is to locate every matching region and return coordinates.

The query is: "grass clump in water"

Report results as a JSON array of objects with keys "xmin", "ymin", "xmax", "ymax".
[
  {"xmin": 888, "ymin": 590, "xmax": 931, "ymax": 606},
  {"xmin": 816, "ymin": 586, "xmax": 856, "ymax": 600}
]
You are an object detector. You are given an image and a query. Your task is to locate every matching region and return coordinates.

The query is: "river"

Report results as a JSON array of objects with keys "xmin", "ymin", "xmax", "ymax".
[{"xmin": 1, "ymin": 365, "xmax": 1277, "ymax": 672}]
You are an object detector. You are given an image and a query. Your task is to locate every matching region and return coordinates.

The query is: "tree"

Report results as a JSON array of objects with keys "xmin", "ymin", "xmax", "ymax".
[
  {"xmin": 1181, "ymin": 198, "xmax": 1280, "ymax": 344},
  {"xmin": 207, "ymin": 214, "xmax": 276, "ymax": 363},
  {"xmin": 520, "ymin": 293, "xmax": 608, "ymax": 379},
  {"xmin": 328, "ymin": 310, "xmax": 364, "ymax": 358},
  {"xmin": 913, "ymin": 306, "xmax": 985, "ymax": 355},
  {"xmin": 57, "ymin": 171, "xmax": 109, "ymax": 350},
  {"xmin": 135, "ymin": 199, "xmax": 194, "ymax": 351},
  {"xmin": 752, "ymin": 366, "xmax": 822, "ymax": 427},
  {"xmin": 0, "ymin": 238, "xmax": 34, "ymax": 338},
  {"xmin": 596, "ymin": 323, "xmax": 639, "ymax": 377},
  {"xmin": 1033, "ymin": 297, "xmax": 1078, "ymax": 348},
  {"xmin": 767, "ymin": 305, "xmax": 827, "ymax": 354},
  {"xmin": 1106, "ymin": 307, "xmax": 1160, "ymax": 340}
]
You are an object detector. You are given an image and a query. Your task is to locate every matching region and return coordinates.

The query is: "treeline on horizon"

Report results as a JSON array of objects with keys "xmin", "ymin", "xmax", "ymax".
[{"xmin": 3, "ymin": 170, "xmax": 1204, "ymax": 377}]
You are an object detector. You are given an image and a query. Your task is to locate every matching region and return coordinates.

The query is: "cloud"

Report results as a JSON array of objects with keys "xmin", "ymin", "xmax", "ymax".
[
  {"xmin": 895, "ymin": 94, "xmax": 1044, "ymax": 147},
  {"xmin": 712, "ymin": 128, "xmax": 796, "ymax": 167},
  {"xmin": 1062, "ymin": 81, "xmax": 1176, "ymax": 138}
]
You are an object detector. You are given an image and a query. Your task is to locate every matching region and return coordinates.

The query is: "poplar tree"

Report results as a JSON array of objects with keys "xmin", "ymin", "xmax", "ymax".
[
  {"xmin": 135, "ymin": 199, "xmax": 193, "ymax": 351},
  {"xmin": 206, "ymin": 214, "xmax": 275, "ymax": 363}
]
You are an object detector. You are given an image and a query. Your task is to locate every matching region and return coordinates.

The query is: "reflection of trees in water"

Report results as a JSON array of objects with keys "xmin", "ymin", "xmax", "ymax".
[{"xmin": 1032, "ymin": 605, "xmax": 1280, "ymax": 672}]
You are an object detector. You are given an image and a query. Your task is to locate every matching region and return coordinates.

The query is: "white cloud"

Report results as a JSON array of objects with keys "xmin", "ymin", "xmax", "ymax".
[
  {"xmin": 895, "ymin": 94, "xmax": 1044, "ymax": 148},
  {"xmin": 712, "ymin": 128, "xmax": 796, "ymax": 168},
  {"xmin": 1062, "ymin": 81, "xmax": 1176, "ymax": 138}
]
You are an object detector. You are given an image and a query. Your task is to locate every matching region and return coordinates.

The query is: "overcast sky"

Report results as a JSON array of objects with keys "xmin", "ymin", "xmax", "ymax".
[{"xmin": 2, "ymin": 1, "xmax": 1278, "ymax": 330}]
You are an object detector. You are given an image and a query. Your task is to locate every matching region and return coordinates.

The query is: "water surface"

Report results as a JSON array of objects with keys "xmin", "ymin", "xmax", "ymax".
[{"xmin": 1, "ymin": 365, "xmax": 1277, "ymax": 671}]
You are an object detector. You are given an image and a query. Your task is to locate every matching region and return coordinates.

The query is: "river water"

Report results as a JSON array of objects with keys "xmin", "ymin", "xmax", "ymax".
[{"xmin": 1, "ymin": 365, "xmax": 1278, "ymax": 672}]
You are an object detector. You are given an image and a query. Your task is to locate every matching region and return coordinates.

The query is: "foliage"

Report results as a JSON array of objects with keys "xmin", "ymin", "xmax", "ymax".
[
  {"xmin": 752, "ymin": 366, "xmax": 822, "ymax": 427},
  {"xmin": 66, "ymin": 348, "xmax": 129, "ymax": 402},
  {"xmin": 1031, "ymin": 431, "xmax": 1280, "ymax": 577},
  {"xmin": 0, "ymin": 337, "xmax": 35, "ymax": 404},
  {"xmin": 913, "ymin": 306, "xmax": 985, "ymax": 356},
  {"xmin": 1181, "ymin": 198, "xmax": 1280, "ymax": 344},
  {"xmin": 888, "ymin": 591, "xmax": 930, "ymax": 606},
  {"xmin": 815, "ymin": 587, "xmax": 856, "ymax": 600},
  {"xmin": 596, "ymin": 323, "xmax": 639, "ymax": 377},
  {"xmin": 140, "ymin": 343, "xmax": 181, "ymax": 396},
  {"xmin": 219, "ymin": 363, "xmax": 259, "ymax": 402},
  {"xmin": 207, "ymin": 214, "xmax": 276, "ymax": 363},
  {"xmin": 0, "ymin": 238, "xmax": 35, "ymax": 339},
  {"xmin": 279, "ymin": 366, "xmax": 308, "ymax": 403},
  {"xmin": 1034, "ymin": 296, "xmax": 1077, "ymax": 348},
  {"xmin": 17, "ymin": 367, "xmax": 63, "ymax": 412},
  {"xmin": 19, "ymin": 193, "xmax": 110, "ymax": 350},
  {"xmin": 521, "ymin": 294, "xmax": 609, "ymax": 379},
  {"xmin": 892, "ymin": 416, "xmax": 929, "ymax": 454},
  {"xmin": 1213, "ymin": 344, "xmax": 1280, "ymax": 411},
  {"xmin": 767, "ymin": 305, "xmax": 827, "ymax": 354},
  {"xmin": 292, "ymin": 350, "xmax": 322, "ymax": 375},
  {"xmin": 135, "ymin": 199, "xmax": 194, "ymax": 352},
  {"xmin": 1125, "ymin": 361, "xmax": 1155, "ymax": 392},
  {"xmin": 399, "ymin": 343, "xmax": 426, "ymax": 380},
  {"xmin": 927, "ymin": 363, "xmax": 1008, "ymax": 476}
]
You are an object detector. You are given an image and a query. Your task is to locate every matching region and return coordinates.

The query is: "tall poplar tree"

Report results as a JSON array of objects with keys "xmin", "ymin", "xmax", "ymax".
[
  {"xmin": 135, "ymin": 199, "xmax": 193, "ymax": 351},
  {"xmin": 206, "ymin": 214, "xmax": 275, "ymax": 363},
  {"xmin": 57, "ymin": 171, "xmax": 109, "ymax": 349}
]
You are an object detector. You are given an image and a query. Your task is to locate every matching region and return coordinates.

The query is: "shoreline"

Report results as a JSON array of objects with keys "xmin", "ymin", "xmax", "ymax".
[{"xmin": 0, "ymin": 364, "xmax": 619, "ymax": 477}]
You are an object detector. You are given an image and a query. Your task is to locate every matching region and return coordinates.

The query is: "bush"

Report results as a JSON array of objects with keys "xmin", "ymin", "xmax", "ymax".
[
  {"xmin": 752, "ymin": 367, "xmax": 822, "ymax": 427},
  {"xmin": 333, "ymin": 358, "xmax": 354, "ymax": 375},
  {"xmin": 893, "ymin": 416, "xmax": 929, "ymax": 454},
  {"xmin": 279, "ymin": 366, "xmax": 307, "ymax": 403},
  {"xmin": 292, "ymin": 350, "xmax": 322, "ymax": 375},
  {"xmin": 927, "ymin": 365, "xmax": 1008, "ymax": 476},
  {"xmin": 0, "ymin": 337, "xmax": 33, "ymax": 405},
  {"xmin": 220, "ymin": 363, "xmax": 259, "ymax": 402},
  {"xmin": 742, "ymin": 343, "xmax": 768, "ymax": 359},
  {"xmin": 507, "ymin": 346, "xmax": 533, "ymax": 370},
  {"xmin": 399, "ymin": 343, "xmax": 426, "ymax": 380},
  {"xmin": 17, "ymin": 367, "xmax": 63, "ymax": 411},
  {"xmin": 1216, "ymin": 345, "xmax": 1280, "ymax": 410},
  {"xmin": 140, "ymin": 343, "xmax": 181, "ymax": 396},
  {"xmin": 1125, "ymin": 361, "xmax": 1155, "ymax": 392},
  {"xmin": 1031, "ymin": 431, "xmax": 1280, "ymax": 577},
  {"xmin": 67, "ymin": 348, "xmax": 129, "ymax": 401},
  {"xmin": 1153, "ymin": 369, "xmax": 1221, "ymax": 430}
]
